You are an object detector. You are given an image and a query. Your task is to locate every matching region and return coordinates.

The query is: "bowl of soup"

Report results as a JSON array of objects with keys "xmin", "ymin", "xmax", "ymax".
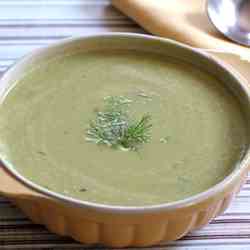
[{"xmin": 0, "ymin": 33, "xmax": 249, "ymax": 247}]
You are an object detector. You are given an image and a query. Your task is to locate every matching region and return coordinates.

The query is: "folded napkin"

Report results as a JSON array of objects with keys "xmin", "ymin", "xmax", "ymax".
[{"xmin": 112, "ymin": 0, "xmax": 250, "ymax": 83}]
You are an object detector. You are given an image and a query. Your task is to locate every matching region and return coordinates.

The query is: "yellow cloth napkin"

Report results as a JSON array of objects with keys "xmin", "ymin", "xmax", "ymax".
[{"xmin": 112, "ymin": 0, "xmax": 250, "ymax": 83}]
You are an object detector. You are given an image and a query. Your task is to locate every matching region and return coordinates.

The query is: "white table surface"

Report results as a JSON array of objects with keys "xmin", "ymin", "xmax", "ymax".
[{"xmin": 0, "ymin": 1, "xmax": 250, "ymax": 249}]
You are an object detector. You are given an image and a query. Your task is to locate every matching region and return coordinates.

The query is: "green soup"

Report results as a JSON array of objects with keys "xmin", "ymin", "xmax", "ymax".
[{"xmin": 0, "ymin": 50, "xmax": 247, "ymax": 206}]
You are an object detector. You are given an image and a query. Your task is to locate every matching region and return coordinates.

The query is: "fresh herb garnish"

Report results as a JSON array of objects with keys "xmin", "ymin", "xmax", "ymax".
[
  {"xmin": 79, "ymin": 188, "xmax": 87, "ymax": 192},
  {"xmin": 37, "ymin": 151, "xmax": 46, "ymax": 156},
  {"xmin": 86, "ymin": 96, "xmax": 152, "ymax": 151},
  {"xmin": 137, "ymin": 92, "xmax": 151, "ymax": 98},
  {"xmin": 160, "ymin": 136, "xmax": 170, "ymax": 144}
]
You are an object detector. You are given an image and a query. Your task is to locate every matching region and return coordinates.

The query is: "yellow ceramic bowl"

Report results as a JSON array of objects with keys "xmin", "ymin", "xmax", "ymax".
[{"xmin": 0, "ymin": 33, "xmax": 250, "ymax": 247}]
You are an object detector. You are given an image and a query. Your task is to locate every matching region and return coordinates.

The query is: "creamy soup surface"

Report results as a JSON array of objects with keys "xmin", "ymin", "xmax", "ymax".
[{"xmin": 0, "ymin": 50, "xmax": 247, "ymax": 206}]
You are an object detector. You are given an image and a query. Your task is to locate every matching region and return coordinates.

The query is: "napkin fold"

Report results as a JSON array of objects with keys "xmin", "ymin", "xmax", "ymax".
[
  {"xmin": 112, "ymin": 0, "xmax": 250, "ymax": 59},
  {"xmin": 112, "ymin": 0, "xmax": 250, "ymax": 83}
]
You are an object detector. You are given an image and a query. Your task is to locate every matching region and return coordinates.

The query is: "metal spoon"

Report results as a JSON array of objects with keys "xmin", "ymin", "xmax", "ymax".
[{"xmin": 207, "ymin": 0, "xmax": 250, "ymax": 46}]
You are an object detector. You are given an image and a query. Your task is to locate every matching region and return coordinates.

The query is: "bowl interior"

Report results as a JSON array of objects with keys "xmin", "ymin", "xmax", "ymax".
[{"xmin": 0, "ymin": 33, "xmax": 250, "ymax": 212}]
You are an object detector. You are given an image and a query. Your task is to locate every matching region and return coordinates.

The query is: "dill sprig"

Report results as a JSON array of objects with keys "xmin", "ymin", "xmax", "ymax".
[{"xmin": 86, "ymin": 96, "xmax": 152, "ymax": 151}]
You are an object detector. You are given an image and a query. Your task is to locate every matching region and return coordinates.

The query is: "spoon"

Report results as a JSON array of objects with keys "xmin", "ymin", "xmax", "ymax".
[{"xmin": 207, "ymin": 0, "xmax": 250, "ymax": 46}]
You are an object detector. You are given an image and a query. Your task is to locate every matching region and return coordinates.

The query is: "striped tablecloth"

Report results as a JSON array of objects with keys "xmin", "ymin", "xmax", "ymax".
[{"xmin": 0, "ymin": 1, "xmax": 250, "ymax": 249}]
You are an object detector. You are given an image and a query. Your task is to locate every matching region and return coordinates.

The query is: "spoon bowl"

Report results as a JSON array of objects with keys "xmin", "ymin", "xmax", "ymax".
[{"xmin": 207, "ymin": 0, "xmax": 250, "ymax": 46}]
